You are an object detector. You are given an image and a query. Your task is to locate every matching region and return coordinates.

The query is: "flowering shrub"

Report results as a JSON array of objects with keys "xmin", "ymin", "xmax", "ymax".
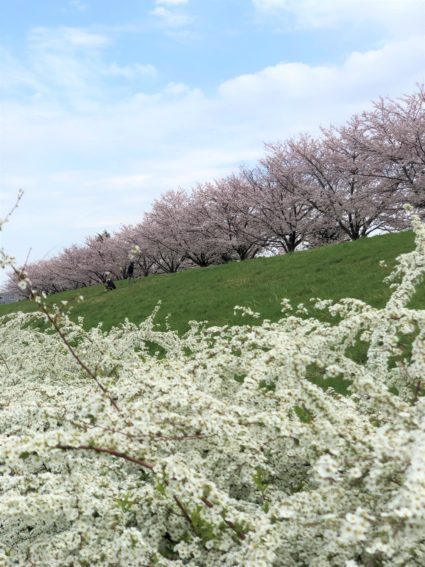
[{"xmin": 0, "ymin": 217, "xmax": 425, "ymax": 566}]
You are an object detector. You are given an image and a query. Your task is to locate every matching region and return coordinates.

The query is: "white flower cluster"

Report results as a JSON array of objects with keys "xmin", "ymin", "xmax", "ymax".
[
  {"xmin": 233, "ymin": 305, "xmax": 260, "ymax": 318},
  {"xmin": 128, "ymin": 244, "xmax": 141, "ymax": 261},
  {"xmin": 0, "ymin": 218, "xmax": 425, "ymax": 566}
]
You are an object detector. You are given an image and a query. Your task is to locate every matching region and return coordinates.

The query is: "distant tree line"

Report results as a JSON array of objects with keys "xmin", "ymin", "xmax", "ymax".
[{"xmin": 7, "ymin": 86, "xmax": 425, "ymax": 297}]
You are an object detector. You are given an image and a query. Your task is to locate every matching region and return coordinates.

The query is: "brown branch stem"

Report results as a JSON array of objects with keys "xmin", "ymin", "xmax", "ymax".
[
  {"xmin": 202, "ymin": 497, "xmax": 246, "ymax": 540},
  {"xmin": 72, "ymin": 418, "xmax": 211, "ymax": 442},
  {"xmin": 56, "ymin": 444, "xmax": 154, "ymax": 470},
  {"xmin": 0, "ymin": 353, "xmax": 11, "ymax": 374},
  {"xmin": 413, "ymin": 378, "xmax": 422, "ymax": 404}
]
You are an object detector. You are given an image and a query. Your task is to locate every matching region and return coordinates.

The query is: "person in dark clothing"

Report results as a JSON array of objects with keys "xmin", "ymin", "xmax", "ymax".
[
  {"xmin": 127, "ymin": 261, "xmax": 135, "ymax": 280},
  {"xmin": 105, "ymin": 277, "xmax": 116, "ymax": 291}
]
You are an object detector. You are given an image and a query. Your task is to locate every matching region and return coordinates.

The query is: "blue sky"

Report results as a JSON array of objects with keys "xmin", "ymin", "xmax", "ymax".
[{"xmin": 0, "ymin": 0, "xmax": 424, "ymax": 284}]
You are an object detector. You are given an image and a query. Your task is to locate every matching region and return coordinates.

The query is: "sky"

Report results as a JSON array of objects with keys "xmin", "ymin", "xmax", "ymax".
[{"xmin": 0, "ymin": 0, "xmax": 424, "ymax": 285}]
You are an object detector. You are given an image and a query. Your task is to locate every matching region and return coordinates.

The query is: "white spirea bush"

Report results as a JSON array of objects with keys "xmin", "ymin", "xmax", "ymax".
[{"xmin": 1, "ymin": 218, "xmax": 425, "ymax": 566}]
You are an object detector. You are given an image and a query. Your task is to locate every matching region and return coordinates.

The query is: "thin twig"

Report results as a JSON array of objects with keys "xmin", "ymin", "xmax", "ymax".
[
  {"xmin": 4, "ymin": 189, "xmax": 24, "ymax": 223},
  {"xmin": 23, "ymin": 247, "xmax": 32, "ymax": 270},
  {"xmin": 173, "ymin": 495, "xmax": 194, "ymax": 528},
  {"xmin": 71, "ymin": 418, "xmax": 212, "ymax": 443},
  {"xmin": 413, "ymin": 378, "xmax": 422, "ymax": 404},
  {"xmin": 0, "ymin": 353, "xmax": 11, "ymax": 374},
  {"xmin": 202, "ymin": 497, "xmax": 246, "ymax": 540},
  {"xmin": 56, "ymin": 444, "xmax": 154, "ymax": 470},
  {"xmin": 173, "ymin": 496, "xmax": 209, "ymax": 550}
]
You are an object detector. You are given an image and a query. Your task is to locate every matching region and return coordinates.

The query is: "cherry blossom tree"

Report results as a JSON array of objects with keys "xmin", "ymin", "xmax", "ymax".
[
  {"xmin": 118, "ymin": 224, "xmax": 156, "ymax": 277},
  {"xmin": 243, "ymin": 143, "xmax": 315, "ymax": 252},
  {"xmin": 288, "ymin": 127, "xmax": 405, "ymax": 241},
  {"xmin": 5, "ymin": 245, "xmax": 95, "ymax": 296},
  {"xmin": 142, "ymin": 190, "xmax": 220, "ymax": 269},
  {"xmin": 6, "ymin": 231, "xmax": 133, "ymax": 296},
  {"xmin": 345, "ymin": 85, "xmax": 425, "ymax": 211},
  {"xmin": 84, "ymin": 230, "xmax": 128, "ymax": 282},
  {"xmin": 53, "ymin": 244, "xmax": 95, "ymax": 288},
  {"xmin": 4, "ymin": 258, "xmax": 67, "ymax": 298},
  {"xmin": 138, "ymin": 215, "xmax": 185, "ymax": 274},
  {"xmin": 198, "ymin": 175, "xmax": 264, "ymax": 261}
]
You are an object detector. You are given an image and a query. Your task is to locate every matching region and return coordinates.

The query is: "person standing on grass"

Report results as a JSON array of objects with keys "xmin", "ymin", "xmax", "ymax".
[{"xmin": 127, "ymin": 261, "xmax": 135, "ymax": 280}]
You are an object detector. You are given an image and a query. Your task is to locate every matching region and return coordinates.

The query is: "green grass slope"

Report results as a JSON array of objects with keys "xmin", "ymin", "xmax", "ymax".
[{"xmin": 1, "ymin": 230, "xmax": 424, "ymax": 334}]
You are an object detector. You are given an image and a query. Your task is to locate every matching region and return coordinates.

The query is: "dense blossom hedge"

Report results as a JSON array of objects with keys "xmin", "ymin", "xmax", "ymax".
[{"xmin": 0, "ymin": 213, "xmax": 424, "ymax": 565}]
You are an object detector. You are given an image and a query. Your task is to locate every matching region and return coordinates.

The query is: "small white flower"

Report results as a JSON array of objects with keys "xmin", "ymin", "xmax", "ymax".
[
  {"xmin": 393, "ymin": 507, "xmax": 413, "ymax": 519},
  {"xmin": 315, "ymin": 454, "xmax": 340, "ymax": 480},
  {"xmin": 340, "ymin": 510, "xmax": 371, "ymax": 544},
  {"xmin": 278, "ymin": 506, "xmax": 296, "ymax": 519}
]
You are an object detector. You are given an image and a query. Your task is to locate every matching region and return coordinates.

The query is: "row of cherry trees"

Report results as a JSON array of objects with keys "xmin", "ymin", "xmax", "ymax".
[{"xmin": 7, "ymin": 86, "xmax": 424, "ymax": 296}]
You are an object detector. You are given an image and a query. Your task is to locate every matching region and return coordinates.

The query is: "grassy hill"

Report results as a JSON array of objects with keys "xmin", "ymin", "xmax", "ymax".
[{"xmin": 1, "ymin": 230, "xmax": 424, "ymax": 334}]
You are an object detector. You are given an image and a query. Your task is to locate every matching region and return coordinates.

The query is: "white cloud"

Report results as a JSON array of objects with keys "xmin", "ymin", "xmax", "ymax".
[
  {"xmin": 103, "ymin": 62, "xmax": 158, "ymax": 79},
  {"xmin": 0, "ymin": 47, "xmax": 40, "ymax": 93},
  {"xmin": 252, "ymin": 0, "xmax": 425, "ymax": 35},
  {"xmin": 163, "ymin": 81, "xmax": 193, "ymax": 95},
  {"xmin": 22, "ymin": 30, "xmax": 107, "ymax": 103},
  {"xmin": 155, "ymin": 0, "xmax": 189, "ymax": 5},
  {"xmin": 150, "ymin": 6, "xmax": 192, "ymax": 28},
  {"xmin": 69, "ymin": 0, "xmax": 88, "ymax": 12},
  {"xmin": 219, "ymin": 35, "xmax": 424, "ymax": 107},
  {"xmin": 83, "ymin": 174, "xmax": 153, "ymax": 190},
  {"xmin": 252, "ymin": 0, "xmax": 286, "ymax": 10},
  {"xmin": 29, "ymin": 26, "xmax": 109, "ymax": 49},
  {"xmin": 150, "ymin": 0, "xmax": 192, "ymax": 29},
  {"xmin": 2, "ymin": 27, "xmax": 157, "ymax": 106}
]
